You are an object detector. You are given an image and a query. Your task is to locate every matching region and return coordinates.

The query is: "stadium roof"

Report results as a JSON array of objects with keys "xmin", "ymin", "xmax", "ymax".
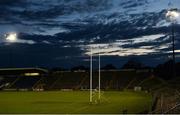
[{"xmin": 0, "ymin": 68, "xmax": 48, "ymax": 76}]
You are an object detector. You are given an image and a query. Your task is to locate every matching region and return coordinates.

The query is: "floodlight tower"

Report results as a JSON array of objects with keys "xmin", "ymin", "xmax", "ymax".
[
  {"xmin": 166, "ymin": 8, "xmax": 179, "ymax": 78},
  {"xmin": 5, "ymin": 32, "xmax": 17, "ymax": 67}
]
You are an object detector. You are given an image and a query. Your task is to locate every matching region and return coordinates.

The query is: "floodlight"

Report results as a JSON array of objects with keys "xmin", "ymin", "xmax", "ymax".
[
  {"xmin": 166, "ymin": 9, "xmax": 179, "ymax": 22},
  {"xmin": 5, "ymin": 33, "xmax": 17, "ymax": 42},
  {"xmin": 166, "ymin": 8, "xmax": 179, "ymax": 78}
]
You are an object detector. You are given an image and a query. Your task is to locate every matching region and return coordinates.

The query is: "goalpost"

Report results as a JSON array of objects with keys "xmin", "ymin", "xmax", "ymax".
[
  {"xmin": 98, "ymin": 53, "xmax": 101, "ymax": 100},
  {"xmin": 90, "ymin": 47, "xmax": 93, "ymax": 103},
  {"xmin": 90, "ymin": 47, "xmax": 101, "ymax": 103}
]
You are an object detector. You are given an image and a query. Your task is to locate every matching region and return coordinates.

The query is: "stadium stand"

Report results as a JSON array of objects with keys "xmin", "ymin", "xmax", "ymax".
[
  {"xmin": 10, "ymin": 77, "xmax": 41, "ymax": 89},
  {"xmin": 0, "ymin": 68, "xmax": 158, "ymax": 91},
  {"xmin": 0, "ymin": 68, "xmax": 48, "ymax": 90}
]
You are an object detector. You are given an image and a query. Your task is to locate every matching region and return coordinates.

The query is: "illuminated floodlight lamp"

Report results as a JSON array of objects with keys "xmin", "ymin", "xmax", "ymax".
[
  {"xmin": 166, "ymin": 8, "xmax": 179, "ymax": 22},
  {"xmin": 165, "ymin": 8, "xmax": 179, "ymax": 78},
  {"xmin": 5, "ymin": 33, "xmax": 17, "ymax": 42}
]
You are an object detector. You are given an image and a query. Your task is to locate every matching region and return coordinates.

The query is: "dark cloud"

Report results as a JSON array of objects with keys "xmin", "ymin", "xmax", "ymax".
[
  {"xmin": 0, "ymin": 0, "xmax": 111, "ymax": 22},
  {"xmin": 0, "ymin": 0, "xmax": 24, "ymax": 6},
  {"xmin": 0, "ymin": 0, "xmax": 180, "ymax": 68}
]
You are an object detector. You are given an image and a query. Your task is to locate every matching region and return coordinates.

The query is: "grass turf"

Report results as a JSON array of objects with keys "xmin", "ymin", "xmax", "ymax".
[{"xmin": 0, "ymin": 91, "xmax": 152, "ymax": 114}]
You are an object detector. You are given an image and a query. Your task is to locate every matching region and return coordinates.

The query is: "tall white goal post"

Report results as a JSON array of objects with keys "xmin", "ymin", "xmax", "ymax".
[
  {"xmin": 98, "ymin": 53, "xmax": 101, "ymax": 100},
  {"xmin": 90, "ymin": 47, "xmax": 93, "ymax": 103},
  {"xmin": 90, "ymin": 47, "xmax": 101, "ymax": 103}
]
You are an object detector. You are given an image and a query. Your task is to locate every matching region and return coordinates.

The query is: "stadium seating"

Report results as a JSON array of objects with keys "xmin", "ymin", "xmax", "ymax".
[
  {"xmin": 10, "ymin": 77, "xmax": 40, "ymax": 89},
  {"xmin": 0, "ymin": 76, "xmax": 19, "ymax": 89},
  {"xmin": 0, "ymin": 69, "xmax": 156, "ymax": 91}
]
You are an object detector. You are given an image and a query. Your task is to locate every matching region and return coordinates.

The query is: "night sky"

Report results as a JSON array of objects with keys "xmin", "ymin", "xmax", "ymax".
[{"xmin": 0, "ymin": 0, "xmax": 180, "ymax": 69}]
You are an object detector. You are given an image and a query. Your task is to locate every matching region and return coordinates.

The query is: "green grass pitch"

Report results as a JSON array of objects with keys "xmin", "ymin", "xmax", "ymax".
[{"xmin": 0, "ymin": 91, "xmax": 152, "ymax": 114}]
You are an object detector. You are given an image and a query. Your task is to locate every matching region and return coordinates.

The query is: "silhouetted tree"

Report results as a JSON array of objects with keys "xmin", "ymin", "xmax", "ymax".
[
  {"xmin": 51, "ymin": 67, "xmax": 67, "ymax": 72},
  {"xmin": 154, "ymin": 60, "xmax": 173, "ymax": 80},
  {"xmin": 101, "ymin": 64, "xmax": 117, "ymax": 70},
  {"xmin": 71, "ymin": 65, "xmax": 89, "ymax": 71},
  {"xmin": 122, "ymin": 59, "xmax": 145, "ymax": 69},
  {"xmin": 175, "ymin": 62, "xmax": 180, "ymax": 77}
]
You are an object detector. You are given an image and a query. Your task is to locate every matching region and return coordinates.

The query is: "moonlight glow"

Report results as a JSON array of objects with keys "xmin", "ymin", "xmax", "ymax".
[{"xmin": 6, "ymin": 33, "xmax": 17, "ymax": 42}]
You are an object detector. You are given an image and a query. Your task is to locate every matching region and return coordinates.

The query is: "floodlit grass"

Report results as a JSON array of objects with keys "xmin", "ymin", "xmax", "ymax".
[{"xmin": 0, "ymin": 91, "xmax": 152, "ymax": 114}]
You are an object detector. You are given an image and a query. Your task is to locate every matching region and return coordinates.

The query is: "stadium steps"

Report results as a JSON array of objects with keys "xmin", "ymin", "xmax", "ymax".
[
  {"xmin": 125, "ymin": 78, "xmax": 137, "ymax": 89},
  {"xmin": 32, "ymin": 77, "xmax": 45, "ymax": 89},
  {"xmin": 139, "ymin": 76, "xmax": 167, "ymax": 90},
  {"xmin": 8, "ymin": 77, "xmax": 21, "ymax": 88},
  {"xmin": 49, "ymin": 76, "xmax": 62, "ymax": 89},
  {"xmin": 127, "ymin": 72, "xmax": 151, "ymax": 89},
  {"xmin": 10, "ymin": 77, "xmax": 40, "ymax": 89},
  {"xmin": 0, "ymin": 76, "xmax": 17, "ymax": 88},
  {"xmin": 115, "ymin": 71, "xmax": 136, "ymax": 90},
  {"xmin": 74, "ymin": 74, "xmax": 88, "ymax": 90},
  {"xmin": 49, "ymin": 72, "xmax": 86, "ymax": 89},
  {"xmin": 43, "ymin": 75, "xmax": 59, "ymax": 90}
]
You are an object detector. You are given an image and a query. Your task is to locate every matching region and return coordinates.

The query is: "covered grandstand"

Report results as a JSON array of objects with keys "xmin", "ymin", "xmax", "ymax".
[
  {"xmin": 0, "ymin": 68, "xmax": 48, "ymax": 91},
  {"xmin": 0, "ymin": 68, "xmax": 157, "ymax": 91}
]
